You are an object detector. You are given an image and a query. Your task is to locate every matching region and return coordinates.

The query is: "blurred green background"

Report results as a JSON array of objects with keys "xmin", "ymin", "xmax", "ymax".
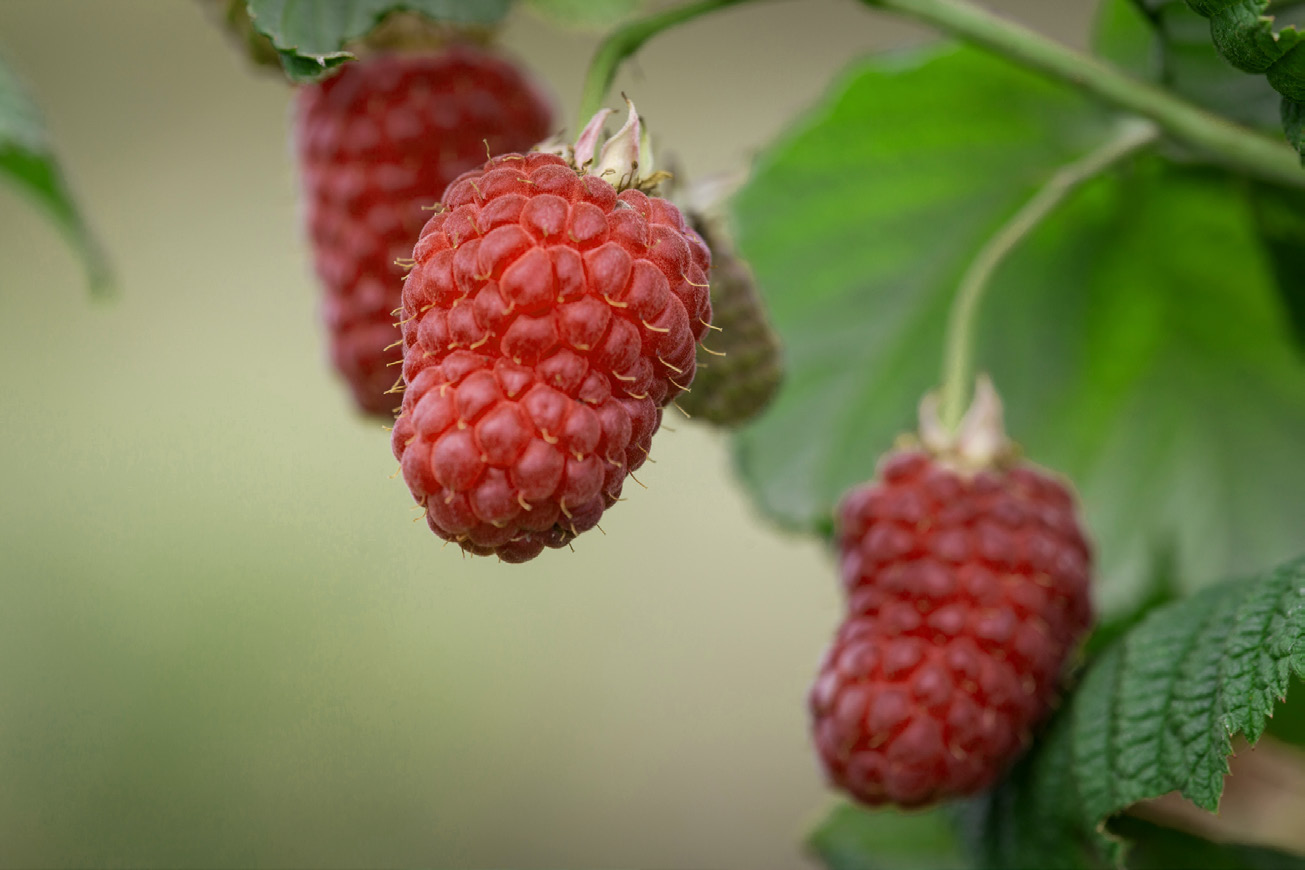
[{"xmin": 0, "ymin": 1, "xmax": 1093, "ymax": 866}]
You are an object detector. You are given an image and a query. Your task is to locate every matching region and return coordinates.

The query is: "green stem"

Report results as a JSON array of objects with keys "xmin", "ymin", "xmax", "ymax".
[
  {"xmin": 937, "ymin": 119, "xmax": 1161, "ymax": 430},
  {"xmin": 861, "ymin": 0, "xmax": 1305, "ymax": 190},
  {"xmin": 577, "ymin": 0, "xmax": 758, "ymax": 123}
]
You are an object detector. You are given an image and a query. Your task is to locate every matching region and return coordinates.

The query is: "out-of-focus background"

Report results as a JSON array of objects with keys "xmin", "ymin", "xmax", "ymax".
[{"xmin": 0, "ymin": 1, "xmax": 1094, "ymax": 866}]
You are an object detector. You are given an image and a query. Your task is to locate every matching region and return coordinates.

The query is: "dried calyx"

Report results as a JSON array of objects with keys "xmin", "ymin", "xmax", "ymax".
[
  {"xmin": 539, "ymin": 99, "xmax": 671, "ymax": 193},
  {"xmin": 914, "ymin": 375, "xmax": 1019, "ymax": 474}
]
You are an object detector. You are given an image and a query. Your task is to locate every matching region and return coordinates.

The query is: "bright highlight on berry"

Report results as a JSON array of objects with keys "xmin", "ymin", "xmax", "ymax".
[
  {"xmin": 391, "ymin": 103, "xmax": 713, "ymax": 562},
  {"xmin": 810, "ymin": 378, "xmax": 1093, "ymax": 807}
]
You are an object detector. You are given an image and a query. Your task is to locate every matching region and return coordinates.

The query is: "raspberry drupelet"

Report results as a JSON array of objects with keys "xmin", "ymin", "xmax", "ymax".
[{"xmin": 391, "ymin": 105, "xmax": 713, "ymax": 562}]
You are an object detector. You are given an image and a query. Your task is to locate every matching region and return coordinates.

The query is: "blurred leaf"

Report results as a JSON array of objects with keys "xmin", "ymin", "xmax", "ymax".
[
  {"xmin": 1266, "ymin": 677, "xmax": 1305, "ymax": 748},
  {"xmin": 1080, "ymin": 547, "xmax": 1181, "ymax": 660},
  {"xmin": 527, "ymin": 0, "xmax": 639, "ymax": 28},
  {"xmin": 963, "ymin": 713, "xmax": 1097, "ymax": 870},
  {"xmin": 806, "ymin": 803, "xmax": 967, "ymax": 870},
  {"xmin": 1099, "ymin": 5, "xmax": 1305, "ymax": 350},
  {"xmin": 731, "ymin": 45, "xmax": 1305, "ymax": 616},
  {"xmin": 730, "ymin": 45, "xmax": 1113, "ymax": 528},
  {"xmin": 1285, "ymin": 97, "xmax": 1305, "ymax": 155},
  {"xmin": 0, "ymin": 53, "xmax": 109, "ymax": 295},
  {"xmin": 971, "ymin": 556, "xmax": 1305, "ymax": 869},
  {"xmin": 1113, "ymin": 816, "xmax": 1305, "ymax": 870},
  {"xmin": 1095, "ymin": 0, "xmax": 1163, "ymax": 78},
  {"xmin": 1160, "ymin": 0, "xmax": 1305, "ymax": 154},
  {"xmin": 244, "ymin": 0, "xmax": 515, "ymax": 81},
  {"xmin": 1249, "ymin": 182, "xmax": 1305, "ymax": 346},
  {"xmin": 1119, "ymin": 0, "xmax": 1285, "ymax": 130}
]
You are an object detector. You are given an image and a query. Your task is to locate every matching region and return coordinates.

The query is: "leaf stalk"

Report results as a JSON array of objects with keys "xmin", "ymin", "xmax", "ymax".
[
  {"xmin": 577, "ymin": 0, "xmax": 757, "ymax": 123},
  {"xmin": 937, "ymin": 119, "xmax": 1161, "ymax": 430},
  {"xmin": 860, "ymin": 0, "xmax": 1305, "ymax": 189}
]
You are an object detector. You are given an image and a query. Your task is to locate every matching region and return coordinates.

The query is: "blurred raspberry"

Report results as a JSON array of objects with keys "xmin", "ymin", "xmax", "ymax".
[
  {"xmin": 392, "ymin": 124, "xmax": 712, "ymax": 561},
  {"xmin": 295, "ymin": 47, "xmax": 553, "ymax": 415},
  {"xmin": 678, "ymin": 215, "xmax": 782, "ymax": 426},
  {"xmin": 810, "ymin": 380, "xmax": 1093, "ymax": 807}
]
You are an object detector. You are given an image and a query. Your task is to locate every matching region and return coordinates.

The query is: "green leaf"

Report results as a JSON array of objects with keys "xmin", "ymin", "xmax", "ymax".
[
  {"xmin": 1112, "ymin": 816, "xmax": 1305, "ymax": 870},
  {"xmin": 526, "ymin": 0, "xmax": 639, "ymax": 29},
  {"xmin": 1248, "ymin": 181, "xmax": 1305, "ymax": 347},
  {"xmin": 244, "ymin": 0, "xmax": 516, "ymax": 82},
  {"xmin": 973, "ymin": 556, "xmax": 1305, "ymax": 869},
  {"xmin": 1265, "ymin": 677, "xmax": 1305, "ymax": 747},
  {"xmin": 1171, "ymin": 0, "xmax": 1305, "ymax": 152},
  {"xmin": 730, "ymin": 45, "xmax": 1114, "ymax": 529},
  {"xmin": 1111, "ymin": 3, "xmax": 1305, "ymax": 347},
  {"xmin": 1284, "ymin": 97, "xmax": 1305, "ymax": 155},
  {"xmin": 965, "ymin": 713, "xmax": 1099, "ymax": 870},
  {"xmin": 1096, "ymin": 0, "xmax": 1163, "ymax": 79},
  {"xmin": 806, "ymin": 803, "xmax": 967, "ymax": 870},
  {"xmin": 0, "ymin": 53, "xmax": 109, "ymax": 296},
  {"xmin": 1080, "ymin": 547, "xmax": 1182, "ymax": 660},
  {"xmin": 1107, "ymin": 0, "xmax": 1284, "ymax": 130},
  {"xmin": 731, "ymin": 45, "xmax": 1305, "ymax": 615}
]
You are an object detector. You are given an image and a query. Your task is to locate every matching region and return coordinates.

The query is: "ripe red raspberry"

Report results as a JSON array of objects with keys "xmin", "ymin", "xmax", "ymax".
[
  {"xmin": 809, "ymin": 379, "xmax": 1092, "ymax": 807},
  {"xmin": 391, "ymin": 107, "xmax": 712, "ymax": 562},
  {"xmin": 296, "ymin": 47, "xmax": 553, "ymax": 416}
]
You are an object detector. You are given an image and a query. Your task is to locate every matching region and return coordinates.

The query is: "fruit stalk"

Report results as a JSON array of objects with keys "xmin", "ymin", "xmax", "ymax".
[
  {"xmin": 577, "ymin": 0, "xmax": 757, "ymax": 122},
  {"xmin": 936, "ymin": 119, "xmax": 1159, "ymax": 431},
  {"xmin": 860, "ymin": 0, "xmax": 1305, "ymax": 189}
]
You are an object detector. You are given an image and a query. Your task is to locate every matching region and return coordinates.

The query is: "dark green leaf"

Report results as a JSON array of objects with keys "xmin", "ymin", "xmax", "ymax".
[
  {"xmin": 965, "ymin": 712, "xmax": 1100, "ymax": 870},
  {"xmin": 731, "ymin": 46, "xmax": 1305, "ymax": 615},
  {"xmin": 1248, "ymin": 181, "xmax": 1305, "ymax": 347},
  {"xmin": 0, "ymin": 53, "xmax": 109, "ymax": 296},
  {"xmin": 1113, "ymin": 816, "xmax": 1305, "ymax": 870},
  {"xmin": 1265, "ymin": 677, "xmax": 1305, "ymax": 747},
  {"xmin": 975, "ymin": 556, "xmax": 1305, "ymax": 869},
  {"xmin": 1102, "ymin": 5, "xmax": 1305, "ymax": 351},
  {"xmin": 1113, "ymin": 0, "xmax": 1284, "ymax": 130},
  {"xmin": 807, "ymin": 802, "xmax": 967, "ymax": 870},
  {"xmin": 244, "ymin": 0, "xmax": 516, "ymax": 82},
  {"xmin": 1175, "ymin": 0, "xmax": 1305, "ymax": 152},
  {"xmin": 1284, "ymin": 97, "xmax": 1305, "ymax": 155}
]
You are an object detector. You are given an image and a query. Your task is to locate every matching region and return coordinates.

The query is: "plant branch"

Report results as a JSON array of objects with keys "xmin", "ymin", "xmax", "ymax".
[
  {"xmin": 577, "ymin": 0, "xmax": 758, "ymax": 123},
  {"xmin": 859, "ymin": 0, "xmax": 1305, "ymax": 190},
  {"xmin": 937, "ymin": 119, "xmax": 1160, "ymax": 430}
]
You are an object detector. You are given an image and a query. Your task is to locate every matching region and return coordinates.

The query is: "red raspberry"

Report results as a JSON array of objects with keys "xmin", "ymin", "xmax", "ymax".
[
  {"xmin": 296, "ymin": 47, "xmax": 553, "ymax": 416},
  {"xmin": 391, "ymin": 115, "xmax": 712, "ymax": 562},
  {"xmin": 809, "ymin": 382, "xmax": 1092, "ymax": 807}
]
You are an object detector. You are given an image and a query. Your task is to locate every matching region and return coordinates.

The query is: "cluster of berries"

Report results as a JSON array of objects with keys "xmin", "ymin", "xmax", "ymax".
[
  {"xmin": 295, "ymin": 38, "xmax": 717, "ymax": 560},
  {"xmin": 809, "ymin": 380, "xmax": 1093, "ymax": 806},
  {"xmin": 278, "ymin": 20, "xmax": 1097, "ymax": 808},
  {"xmin": 290, "ymin": 22, "xmax": 796, "ymax": 561}
]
